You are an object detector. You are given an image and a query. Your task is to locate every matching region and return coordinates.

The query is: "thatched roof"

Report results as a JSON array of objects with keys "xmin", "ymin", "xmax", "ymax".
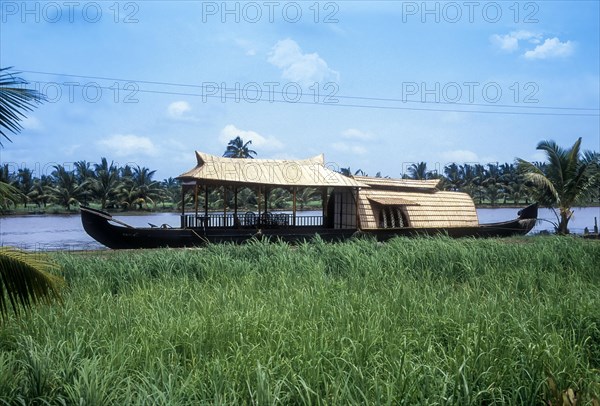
[
  {"xmin": 177, "ymin": 151, "xmax": 366, "ymax": 188},
  {"xmin": 358, "ymin": 188, "xmax": 478, "ymax": 229},
  {"xmin": 353, "ymin": 176, "xmax": 440, "ymax": 190}
]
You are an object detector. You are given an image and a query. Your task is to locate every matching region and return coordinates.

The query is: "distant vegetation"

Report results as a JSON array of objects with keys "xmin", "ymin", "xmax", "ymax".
[{"xmin": 0, "ymin": 237, "xmax": 599, "ymax": 404}]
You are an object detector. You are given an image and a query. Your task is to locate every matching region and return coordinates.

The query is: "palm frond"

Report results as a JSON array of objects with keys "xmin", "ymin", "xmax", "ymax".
[
  {"xmin": 0, "ymin": 67, "xmax": 46, "ymax": 145},
  {"xmin": 0, "ymin": 181, "xmax": 23, "ymax": 207},
  {"xmin": 0, "ymin": 248, "xmax": 63, "ymax": 321},
  {"xmin": 564, "ymin": 137, "xmax": 582, "ymax": 174},
  {"xmin": 516, "ymin": 158, "xmax": 559, "ymax": 203},
  {"xmin": 536, "ymin": 140, "xmax": 566, "ymax": 189}
]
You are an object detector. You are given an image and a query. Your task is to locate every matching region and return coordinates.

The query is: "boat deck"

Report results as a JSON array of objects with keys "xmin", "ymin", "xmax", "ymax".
[{"xmin": 182, "ymin": 212, "xmax": 324, "ymax": 228}]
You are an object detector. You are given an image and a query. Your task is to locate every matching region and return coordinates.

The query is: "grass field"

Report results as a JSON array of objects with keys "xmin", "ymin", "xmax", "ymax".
[{"xmin": 1, "ymin": 237, "xmax": 599, "ymax": 404}]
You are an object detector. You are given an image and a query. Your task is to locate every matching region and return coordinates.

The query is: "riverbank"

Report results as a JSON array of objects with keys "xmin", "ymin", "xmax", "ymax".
[
  {"xmin": 2, "ymin": 207, "xmax": 600, "ymax": 251},
  {"xmin": 1, "ymin": 237, "xmax": 599, "ymax": 404}
]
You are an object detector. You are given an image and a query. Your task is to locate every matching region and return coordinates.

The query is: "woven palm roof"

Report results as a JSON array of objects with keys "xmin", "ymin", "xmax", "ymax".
[
  {"xmin": 358, "ymin": 188, "xmax": 478, "ymax": 229},
  {"xmin": 353, "ymin": 176, "xmax": 440, "ymax": 190},
  {"xmin": 177, "ymin": 151, "xmax": 366, "ymax": 188},
  {"xmin": 367, "ymin": 196, "xmax": 419, "ymax": 206}
]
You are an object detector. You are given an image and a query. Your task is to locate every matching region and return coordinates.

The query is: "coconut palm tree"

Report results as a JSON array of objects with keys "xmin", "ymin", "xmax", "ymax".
[
  {"xmin": 27, "ymin": 175, "xmax": 52, "ymax": 208},
  {"xmin": 443, "ymin": 163, "xmax": 462, "ymax": 191},
  {"xmin": 92, "ymin": 158, "xmax": 120, "ymax": 209},
  {"xmin": 161, "ymin": 177, "xmax": 180, "ymax": 208},
  {"xmin": 406, "ymin": 162, "xmax": 429, "ymax": 180},
  {"xmin": 0, "ymin": 68, "xmax": 61, "ymax": 316},
  {"xmin": 517, "ymin": 138, "xmax": 600, "ymax": 234},
  {"xmin": 296, "ymin": 188, "xmax": 319, "ymax": 210},
  {"xmin": 119, "ymin": 166, "xmax": 162, "ymax": 210},
  {"xmin": 48, "ymin": 165, "xmax": 88, "ymax": 210},
  {"xmin": 73, "ymin": 161, "xmax": 95, "ymax": 205},
  {"xmin": 16, "ymin": 167, "xmax": 35, "ymax": 207},
  {"xmin": 223, "ymin": 136, "xmax": 257, "ymax": 159}
]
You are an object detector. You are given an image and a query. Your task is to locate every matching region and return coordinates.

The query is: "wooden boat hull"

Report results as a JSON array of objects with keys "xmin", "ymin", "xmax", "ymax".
[{"xmin": 80, "ymin": 204, "xmax": 538, "ymax": 249}]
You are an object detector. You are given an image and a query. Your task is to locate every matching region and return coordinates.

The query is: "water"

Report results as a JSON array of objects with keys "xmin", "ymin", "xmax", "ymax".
[{"xmin": 1, "ymin": 207, "xmax": 598, "ymax": 251}]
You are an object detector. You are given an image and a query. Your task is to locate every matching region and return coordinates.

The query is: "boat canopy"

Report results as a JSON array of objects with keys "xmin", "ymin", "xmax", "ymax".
[
  {"xmin": 177, "ymin": 151, "xmax": 367, "ymax": 188},
  {"xmin": 355, "ymin": 176, "xmax": 479, "ymax": 229}
]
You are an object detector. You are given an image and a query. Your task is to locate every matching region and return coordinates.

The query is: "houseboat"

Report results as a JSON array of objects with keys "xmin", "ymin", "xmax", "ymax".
[{"xmin": 80, "ymin": 151, "xmax": 538, "ymax": 249}]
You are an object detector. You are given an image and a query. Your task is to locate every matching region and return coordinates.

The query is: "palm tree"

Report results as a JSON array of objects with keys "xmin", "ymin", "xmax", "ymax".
[
  {"xmin": 443, "ymin": 163, "xmax": 461, "ymax": 191},
  {"xmin": 0, "ymin": 68, "xmax": 61, "ymax": 316},
  {"xmin": 92, "ymin": 158, "xmax": 120, "ymax": 209},
  {"xmin": 27, "ymin": 175, "xmax": 52, "ymax": 208},
  {"xmin": 407, "ymin": 162, "xmax": 429, "ymax": 180},
  {"xmin": 296, "ymin": 188, "xmax": 319, "ymax": 210},
  {"xmin": 161, "ymin": 177, "xmax": 180, "ymax": 208},
  {"xmin": 16, "ymin": 167, "xmax": 34, "ymax": 208},
  {"xmin": 517, "ymin": 138, "xmax": 600, "ymax": 234},
  {"xmin": 74, "ymin": 161, "xmax": 95, "ymax": 205},
  {"xmin": 48, "ymin": 165, "xmax": 88, "ymax": 210},
  {"xmin": 223, "ymin": 136, "xmax": 257, "ymax": 159},
  {"xmin": 119, "ymin": 166, "xmax": 162, "ymax": 210}
]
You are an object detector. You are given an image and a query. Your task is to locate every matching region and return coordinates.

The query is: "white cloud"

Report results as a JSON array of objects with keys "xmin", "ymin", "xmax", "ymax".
[
  {"xmin": 218, "ymin": 124, "xmax": 283, "ymax": 151},
  {"xmin": 167, "ymin": 101, "xmax": 192, "ymax": 120},
  {"xmin": 21, "ymin": 116, "xmax": 43, "ymax": 131},
  {"xmin": 490, "ymin": 31, "xmax": 540, "ymax": 52},
  {"xmin": 341, "ymin": 128, "xmax": 374, "ymax": 141},
  {"xmin": 332, "ymin": 142, "xmax": 367, "ymax": 155},
  {"xmin": 235, "ymin": 38, "xmax": 257, "ymax": 56},
  {"xmin": 524, "ymin": 37, "xmax": 574, "ymax": 59},
  {"xmin": 97, "ymin": 134, "xmax": 158, "ymax": 157},
  {"xmin": 62, "ymin": 144, "xmax": 81, "ymax": 156},
  {"xmin": 440, "ymin": 149, "xmax": 479, "ymax": 163},
  {"xmin": 268, "ymin": 38, "xmax": 339, "ymax": 86},
  {"xmin": 331, "ymin": 129, "xmax": 374, "ymax": 155}
]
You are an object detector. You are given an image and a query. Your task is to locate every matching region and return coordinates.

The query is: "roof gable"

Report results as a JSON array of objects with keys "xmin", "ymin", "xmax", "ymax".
[{"xmin": 177, "ymin": 151, "xmax": 366, "ymax": 188}]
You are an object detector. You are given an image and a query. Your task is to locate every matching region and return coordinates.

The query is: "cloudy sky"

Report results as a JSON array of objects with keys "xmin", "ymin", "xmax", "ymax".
[{"xmin": 1, "ymin": 1, "xmax": 598, "ymax": 179}]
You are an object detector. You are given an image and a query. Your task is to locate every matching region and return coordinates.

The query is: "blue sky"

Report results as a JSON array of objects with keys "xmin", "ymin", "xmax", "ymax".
[{"xmin": 1, "ymin": 0, "xmax": 598, "ymax": 179}]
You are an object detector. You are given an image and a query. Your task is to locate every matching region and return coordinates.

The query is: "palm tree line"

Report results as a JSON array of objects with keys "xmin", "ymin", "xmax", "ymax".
[
  {"xmin": 0, "ymin": 159, "xmax": 168, "ymax": 212},
  {"xmin": 1, "ymin": 153, "xmax": 596, "ymax": 215},
  {"xmin": 346, "ymin": 158, "xmax": 599, "ymax": 209}
]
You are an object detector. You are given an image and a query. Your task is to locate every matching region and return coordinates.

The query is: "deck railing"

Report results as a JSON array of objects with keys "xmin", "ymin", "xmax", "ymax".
[{"xmin": 182, "ymin": 212, "xmax": 323, "ymax": 228}]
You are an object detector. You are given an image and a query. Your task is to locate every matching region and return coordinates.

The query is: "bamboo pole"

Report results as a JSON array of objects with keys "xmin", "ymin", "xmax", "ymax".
[
  {"xmin": 181, "ymin": 187, "xmax": 186, "ymax": 228},
  {"xmin": 223, "ymin": 187, "xmax": 227, "ymax": 227},
  {"xmin": 264, "ymin": 187, "xmax": 268, "ymax": 213},
  {"xmin": 204, "ymin": 185, "xmax": 209, "ymax": 228},
  {"xmin": 322, "ymin": 188, "xmax": 328, "ymax": 226},
  {"xmin": 257, "ymin": 187, "xmax": 261, "ymax": 218},
  {"xmin": 355, "ymin": 188, "xmax": 360, "ymax": 229},
  {"xmin": 234, "ymin": 187, "xmax": 238, "ymax": 226},
  {"xmin": 194, "ymin": 183, "xmax": 199, "ymax": 227},
  {"xmin": 292, "ymin": 187, "xmax": 297, "ymax": 226}
]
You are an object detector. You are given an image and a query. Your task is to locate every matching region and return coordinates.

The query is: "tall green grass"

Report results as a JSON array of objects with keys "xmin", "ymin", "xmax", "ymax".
[{"xmin": 1, "ymin": 237, "xmax": 599, "ymax": 404}]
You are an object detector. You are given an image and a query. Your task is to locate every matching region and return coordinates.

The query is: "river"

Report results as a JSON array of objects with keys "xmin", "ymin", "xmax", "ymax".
[{"xmin": 1, "ymin": 207, "xmax": 598, "ymax": 251}]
